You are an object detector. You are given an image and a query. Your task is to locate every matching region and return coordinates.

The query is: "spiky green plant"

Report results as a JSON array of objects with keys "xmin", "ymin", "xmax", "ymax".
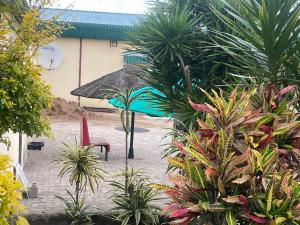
[
  {"xmin": 56, "ymin": 190, "xmax": 93, "ymax": 225},
  {"xmin": 55, "ymin": 141, "xmax": 104, "ymax": 201},
  {"xmin": 128, "ymin": 0, "xmax": 236, "ymax": 127},
  {"xmin": 108, "ymin": 86, "xmax": 146, "ymax": 193},
  {"xmin": 55, "ymin": 141, "xmax": 104, "ymax": 225},
  {"xmin": 155, "ymin": 86, "xmax": 300, "ymax": 225},
  {"xmin": 109, "ymin": 169, "xmax": 161, "ymax": 225},
  {"xmin": 212, "ymin": 0, "xmax": 300, "ymax": 86}
]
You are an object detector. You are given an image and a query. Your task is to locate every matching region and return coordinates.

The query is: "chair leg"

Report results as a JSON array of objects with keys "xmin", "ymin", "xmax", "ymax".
[
  {"xmin": 105, "ymin": 147, "xmax": 108, "ymax": 161},
  {"xmin": 100, "ymin": 146, "xmax": 103, "ymax": 153}
]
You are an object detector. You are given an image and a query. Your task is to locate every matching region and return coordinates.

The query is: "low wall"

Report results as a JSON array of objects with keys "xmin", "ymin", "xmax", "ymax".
[
  {"xmin": 26, "ymin": 213, "xmax": 170, "ymax": 225},
  {"xmin": 26, "ymin": 213, "xmax": 119, "ymax": 225}
]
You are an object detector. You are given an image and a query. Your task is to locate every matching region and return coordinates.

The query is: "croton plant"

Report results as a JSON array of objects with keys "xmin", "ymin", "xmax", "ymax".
[{"xmin": 156, "ymin": 85, "xmax": 300, "ymax": 225}]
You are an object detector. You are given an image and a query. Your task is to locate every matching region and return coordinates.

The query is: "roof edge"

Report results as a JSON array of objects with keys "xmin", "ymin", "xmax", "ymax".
[{"xmin": 42, "ymin": 7, "xmax": 145, "ymax": 16}]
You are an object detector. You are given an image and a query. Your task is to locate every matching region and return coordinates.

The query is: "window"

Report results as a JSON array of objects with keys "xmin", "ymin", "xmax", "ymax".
[{"xmin": 110, "ymin": 40, "xmax": 118, "ymax": 47}]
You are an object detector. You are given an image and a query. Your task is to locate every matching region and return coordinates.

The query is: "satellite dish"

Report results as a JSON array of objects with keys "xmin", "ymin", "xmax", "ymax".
[{"xmin": 37, "ymin": 42, "xmax": 63, "ymax": 70}]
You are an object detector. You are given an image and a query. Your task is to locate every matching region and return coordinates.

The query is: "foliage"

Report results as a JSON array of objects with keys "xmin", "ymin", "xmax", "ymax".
[
  {"xmin": 110, "ymin": 169, "xmax": 160, "ymax": 225},
  {"xmin": 109, "ymin": 87, "xmax": 145, "ymax": 137},
  {"xmin": 56, "ymin": 190, "xmax": 93, "ymax": 225},
  {"xmin": 0, "ymin": 0, "xmax": 26, "ymax": 21},
  {"xmin": 0, "ymin": 154, "xmax": 28, "ymax": 225},
  {"xmin": 55, "ymin": 141, "xmax": 104, "ymax": 200},
  {"xmin": 251, "ymin": 85, "xmax": 300, "ymax": 172},
  {"xmin": 55, "ymin": 141, "xmax": 104, "ymax": 225},
  {"xmin": 212, "ymin": 0, "xmax": 300, "ymax": 86},
  {"xmin": 156, "ymin": 86, "xmax": 300, "ymax": 224},
  {"xmin": 109, "ymin": 88, "xmax": 160, "ymax": 225},
  {"xmin": 0, "ymin": 6, "xmax": 62, "ymax": 138},
  {"xmin": 109, "ymin": 86, "xmax": 145, "ymax": 191},
  {"xmin": 128, "ymin": 0, "xmax": 236, "ymax": 126}
]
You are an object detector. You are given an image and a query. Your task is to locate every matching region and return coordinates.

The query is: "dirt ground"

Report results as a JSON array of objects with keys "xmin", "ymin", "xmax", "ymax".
[{"xmin": 44, "ymin": 97, "xmax": 173, "ymax": 128}]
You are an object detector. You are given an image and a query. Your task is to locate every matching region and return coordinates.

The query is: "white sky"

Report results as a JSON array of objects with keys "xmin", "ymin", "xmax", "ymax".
[{"xmin": 50, "ymin": 0, "xmax": 148, "ymax": 14}]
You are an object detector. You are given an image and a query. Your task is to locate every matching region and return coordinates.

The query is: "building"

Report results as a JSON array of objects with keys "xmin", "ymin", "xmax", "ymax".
[
  {"xmin": 0, "ymin": 133, "xmax": 27, "ymax": 168},
  {"xmin": 0, "ymin": 8, "xmax": 143, "ymax": 171},
  {"xmin": 40, "ymin": 8, "xmax": 144, "ymax": 108}
]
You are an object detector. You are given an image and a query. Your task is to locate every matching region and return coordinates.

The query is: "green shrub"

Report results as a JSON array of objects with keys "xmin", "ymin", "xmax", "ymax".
[
  {"xmin": 155, "ymin": 85, "xmax": 300, "ymax": 224},
  {"xmin": 110, "ymin": 169, "xmax": 161, "ymax": 225},
  {"xmin": 0, "ymin": 154, "xmax": 28, "ymax": 225},
  {"xmin": 55, "ymin": 142, "xmax": 104, "ymax": 225},
  {"xmin": 56, "ymin": 190, "xmax": 93, "ymax": 225}
]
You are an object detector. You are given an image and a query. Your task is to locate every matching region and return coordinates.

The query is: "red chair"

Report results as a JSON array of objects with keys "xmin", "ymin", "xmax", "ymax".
[{"xmin": 80, "ymin": 116, "xmax": 111, "ymax": 161}]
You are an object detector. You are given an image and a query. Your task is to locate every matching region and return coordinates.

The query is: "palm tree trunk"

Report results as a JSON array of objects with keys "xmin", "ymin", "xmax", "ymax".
[{"xmin": 177, "ymin": 53, "xmax": 192, "ymax": 93}]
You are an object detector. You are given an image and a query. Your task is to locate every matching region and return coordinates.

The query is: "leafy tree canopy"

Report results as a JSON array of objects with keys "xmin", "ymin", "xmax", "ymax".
[{"xmin": 0, "ymin": 2, "xmax": 62, "ymax": 137}]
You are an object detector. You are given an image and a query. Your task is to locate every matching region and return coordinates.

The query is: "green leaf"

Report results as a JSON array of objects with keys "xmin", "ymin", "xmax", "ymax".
[
  {"xmin": 275, "ymin": 217, "xmax": 286, "ymax": 224},
  {"xmin": 217, "ymin": 129, "xmax": 227, "ymax": 156},
  {"xmin": 184, "ymin": 161, "xmax": 208, "ymax": 201},
  {"xmin": 135, "ymin": 210, "xmax": 141, "ymax": 225},
  {"xmin": 266, "ymin": 181, "xmax": 274, "ymax": 214},
  {"xmin": 183, "ymin": 146, "xmax": 214, "ymax": 167},
  {"xmin": 257, "ymin": 115, "xmax": 274, "ymax": 127},
  {"xmin": 226, "ymin": 210, "xmax": 237, "ymax": 225}
]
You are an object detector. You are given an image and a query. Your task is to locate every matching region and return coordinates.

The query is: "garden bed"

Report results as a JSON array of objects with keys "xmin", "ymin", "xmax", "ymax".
[
  {"xmin": 26, "ymin": 213, "xmax": 169, "ymax": 225},
  {"xmin": 26, "ymin": 213, "xmax": 119, "ymax": 225}
]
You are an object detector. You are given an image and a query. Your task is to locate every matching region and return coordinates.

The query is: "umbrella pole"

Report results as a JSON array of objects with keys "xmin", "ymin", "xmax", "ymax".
[{"xmin": 128, "ymin": 112, "xmax": 135, "ymax": 159}]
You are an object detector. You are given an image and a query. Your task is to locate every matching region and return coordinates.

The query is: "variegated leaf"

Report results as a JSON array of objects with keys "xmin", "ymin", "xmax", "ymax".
[
  {"xmin": 266, "ymin": 181, "xmax": 274, "ymax": 214},
  {"xmin": 168, "ymin": 157, "xmax": 184, "ymax": 169},
  {"xmin": 232, "ymin": 174, "xmax": 251, "ymax": 184},
  {"xmin": 183, "ymin": 146, "xmax": 214, "ymax": 167},
  {"xmin": 151, "ymin": 184, "xmax": 174, "ymax": 191},
  {"xmin": 280, "ymin": 170, "xmax": 292, "ymax": 199}
]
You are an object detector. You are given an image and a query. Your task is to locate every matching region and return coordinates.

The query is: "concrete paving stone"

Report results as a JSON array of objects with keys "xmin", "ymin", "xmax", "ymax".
[{"xmin": 23, "ymin": 116, "xmax": 172, "ymax": 215}]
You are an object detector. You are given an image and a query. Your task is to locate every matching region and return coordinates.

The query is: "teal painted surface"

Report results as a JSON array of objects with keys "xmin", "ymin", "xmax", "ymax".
[
  {"xmin": 124, "ymin": 54, "xmax": 147, "ymax": 64},
  {"xmin": 108, "ymin": 86, "xmax": 171, "ymax": 117},
  {"xmin": 41, "ymin": 8, "xmax": 143, "ymax": 40}
]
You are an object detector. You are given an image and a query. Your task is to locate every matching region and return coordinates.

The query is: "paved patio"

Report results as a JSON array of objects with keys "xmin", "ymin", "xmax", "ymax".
[{"xmin": 22, "ymin": 113, "xmax": 172, "ymax": 215}]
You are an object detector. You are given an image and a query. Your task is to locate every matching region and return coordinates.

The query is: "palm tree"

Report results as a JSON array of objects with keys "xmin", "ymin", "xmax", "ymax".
[
  {"xmin": 212, "ymin": 0, "xmax": 300, "ymax": 86},
  {"xmin": 128, "ymin": 0, "xmax": 236, "ymax": 127}
]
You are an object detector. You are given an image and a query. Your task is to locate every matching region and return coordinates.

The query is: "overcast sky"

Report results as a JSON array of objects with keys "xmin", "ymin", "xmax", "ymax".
[{"xmin": 50, "ymin": 0, "xmax": 148, "ymax": 14}]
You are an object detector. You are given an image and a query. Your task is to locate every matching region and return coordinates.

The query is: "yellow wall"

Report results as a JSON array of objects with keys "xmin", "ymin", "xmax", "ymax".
[
  {"xmin": 0, "ymin": 132, "xmax": 27, "ymax": 167},
  {"xmin": 41, "ymin": 37, "xmax": 127, "ymax": 108},
  {"xmin": 42, "ymin": 37, "xmax": 80, "ymax": 103}
]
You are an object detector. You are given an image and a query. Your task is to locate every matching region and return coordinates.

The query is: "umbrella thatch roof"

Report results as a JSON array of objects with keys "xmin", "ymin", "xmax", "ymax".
[{"xmin": 71, "ymin": 64, "xmax": 146, "ymax": 99}]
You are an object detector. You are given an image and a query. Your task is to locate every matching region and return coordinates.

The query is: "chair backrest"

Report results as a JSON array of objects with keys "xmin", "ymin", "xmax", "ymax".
[{"xmin": 80, "ymin": 116, "xmax": 91, "ymax": 146}]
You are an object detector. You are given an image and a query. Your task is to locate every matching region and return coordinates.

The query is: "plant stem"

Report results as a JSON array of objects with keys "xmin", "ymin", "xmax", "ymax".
[
  {"xmin": 75, "ymin": 177, "xmax": 80, "ymax": 204},
  {"xmin": 125, "ymin": 109, "xmax": 129, "ymax": 196},
  {"xmin": 177, "ymin": 53, "xmax": 192, "ymax": 93}
]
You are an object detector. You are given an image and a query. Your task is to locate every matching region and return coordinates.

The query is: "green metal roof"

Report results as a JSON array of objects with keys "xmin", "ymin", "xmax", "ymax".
[{"xmin": 41, "ymin": 8, "xmax": 143, "ymax": 40}]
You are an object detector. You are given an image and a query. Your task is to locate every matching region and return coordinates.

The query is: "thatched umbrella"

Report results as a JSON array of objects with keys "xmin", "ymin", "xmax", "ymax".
[
  {"xmin": 71, "ymin": 64, "xmax": 145, "ymax": 99},
  {"xmin": 71, "ymin": 64, "xmax": 146, "ymax": 159}
]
